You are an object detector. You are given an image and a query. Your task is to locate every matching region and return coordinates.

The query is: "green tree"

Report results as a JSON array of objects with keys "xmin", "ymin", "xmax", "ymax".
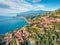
[{"xmin": 10, "ymin": 38, "xmax": 16, "ymax": 45}]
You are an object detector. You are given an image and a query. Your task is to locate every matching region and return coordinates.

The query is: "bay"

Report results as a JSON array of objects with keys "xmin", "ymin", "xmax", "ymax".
[{"xmin": 0, "ymin": 16, "xmax": 28, "ymax": 34}]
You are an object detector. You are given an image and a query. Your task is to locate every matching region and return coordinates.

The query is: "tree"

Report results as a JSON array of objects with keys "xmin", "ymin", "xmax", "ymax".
[{"xmin": 10, "ymin": 38, "xmax": 16, "ymax": 45}]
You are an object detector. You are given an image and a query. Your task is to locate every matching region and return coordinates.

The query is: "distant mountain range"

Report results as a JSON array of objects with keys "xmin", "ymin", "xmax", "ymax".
[{"xmin": 17, "ymin": 10, "xmax": 46, "ymax": 17}]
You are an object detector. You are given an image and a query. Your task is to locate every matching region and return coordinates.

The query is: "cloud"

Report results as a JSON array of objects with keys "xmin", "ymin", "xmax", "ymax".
[
  {"xmin": 0, "ymin": 3, "xmax": 10, "ymax": 9},
  {"xmin": 0, "ymin": 0, "xmax": 45, "ymax": 16},
  {"xmin": 33, "ymin": 4, "xmax": 45, "ymax": 10},
  {"xmin": 32, "ymin": 0, "xmax": 42, "ymax": 3}
]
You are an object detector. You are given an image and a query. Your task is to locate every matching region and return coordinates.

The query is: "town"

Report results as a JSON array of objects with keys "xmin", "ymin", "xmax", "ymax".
[{"xmin": 4, "ymin": 14, "xmax": 60, "ymax": 45}]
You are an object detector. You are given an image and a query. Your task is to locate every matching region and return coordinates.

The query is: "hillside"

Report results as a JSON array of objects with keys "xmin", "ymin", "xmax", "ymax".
[{"xmin": 49, "ymin": 8, "xmax": 60, "ymax": 17}]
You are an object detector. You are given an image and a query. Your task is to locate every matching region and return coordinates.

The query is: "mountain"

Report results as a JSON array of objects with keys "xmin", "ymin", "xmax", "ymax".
[{"xmin": 17, "ymin": 10, "xmax": 46, "ymax": 17}]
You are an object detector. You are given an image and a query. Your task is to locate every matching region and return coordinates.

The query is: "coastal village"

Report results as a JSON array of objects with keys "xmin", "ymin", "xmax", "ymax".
[
  {"xmin": 4, "ymin": 14, "xmax": 60, "ymax": 45},
  {"xmin": 0, "ymin": 9, "xmax": 60, "ymax": 45}
]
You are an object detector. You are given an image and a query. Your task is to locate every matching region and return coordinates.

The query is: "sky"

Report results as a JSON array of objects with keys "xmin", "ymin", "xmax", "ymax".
[{"xmin": 0, "ymin": 0, "xmax": 60, "ymax": 16}]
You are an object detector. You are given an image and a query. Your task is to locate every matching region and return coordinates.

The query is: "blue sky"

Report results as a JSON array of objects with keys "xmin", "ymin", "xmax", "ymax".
[{"xmin": 0, "ymin": 0, "xmax": 60, "ymax": 16}]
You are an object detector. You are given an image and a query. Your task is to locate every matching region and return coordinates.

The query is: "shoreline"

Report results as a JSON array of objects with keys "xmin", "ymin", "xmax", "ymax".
[{"xmin": 17, "ymin": 16, "xmax": 30, "ymax": 24}]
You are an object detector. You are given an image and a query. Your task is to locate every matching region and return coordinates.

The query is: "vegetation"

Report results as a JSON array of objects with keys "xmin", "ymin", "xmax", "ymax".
[
  {"xmin": 25, "ymin": 24, "xmax": 60, "ymax": 45},
  {"xmin": 49, "ymin": 8, "xmax": 60, "ymax": 17},
  {"xmin": 10, "ymin": 38, "xmax": 16, "ymax": 45}
]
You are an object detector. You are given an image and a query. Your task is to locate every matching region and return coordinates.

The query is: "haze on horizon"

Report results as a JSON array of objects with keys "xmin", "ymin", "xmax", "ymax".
[{"xmin": 0, "ymin": 0, "xmax": 60, "ymax": 16}]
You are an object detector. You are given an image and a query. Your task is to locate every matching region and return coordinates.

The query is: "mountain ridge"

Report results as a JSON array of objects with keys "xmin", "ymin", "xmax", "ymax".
[{"xmin": 17, "ymin": 10, "xmax": 46, "ymax": 17}]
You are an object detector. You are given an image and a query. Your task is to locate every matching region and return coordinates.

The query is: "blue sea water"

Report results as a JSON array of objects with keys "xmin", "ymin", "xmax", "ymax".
[{"xmin": 0, "ymin": 16, "xmax": 28, "ymax": 34}]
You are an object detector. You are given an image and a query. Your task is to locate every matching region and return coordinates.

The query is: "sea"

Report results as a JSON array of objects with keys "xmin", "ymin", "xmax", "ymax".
[{"xmin": 0, "ymin": 16, "xmax": 28, "ymax": 34}]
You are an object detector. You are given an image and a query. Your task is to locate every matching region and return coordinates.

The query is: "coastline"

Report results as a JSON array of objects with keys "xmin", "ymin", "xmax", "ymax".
[{"xmin": 17, "ymin": 16, "xmax": 30, "ymax": 24}]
